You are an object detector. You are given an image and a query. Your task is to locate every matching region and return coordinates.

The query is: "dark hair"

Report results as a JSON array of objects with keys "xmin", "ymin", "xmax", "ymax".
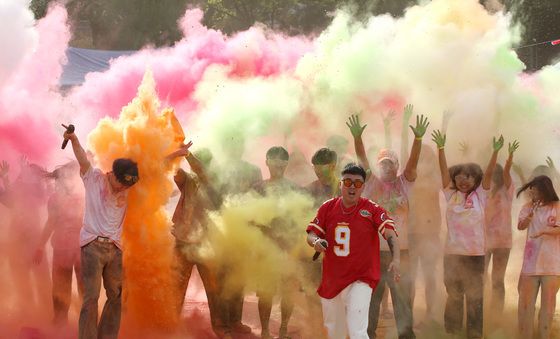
[
  {"xmin": 530, "ymin": 165, "xmax": 555, "ymax": 180},
  {"xmin": 266, "ymin": 146, "xmax": 289, "ymax": 161},
  {"xmin": 311, "ymin": 148, "xmax": 337, "ymax": 165},
  {"xmin": 449, "ymin": 163, "xmax": 483, "ymax": 192},
  {"xmin": 112, "ymin": 158, "xmax": 139, "ymax": 187},
  {"xmin": 517, "ymin": 175, "xmax": 559, "ymax": 203},
  {"xmin": 341, "ymin": 162, "xmax": 366, "ymax": 181}
]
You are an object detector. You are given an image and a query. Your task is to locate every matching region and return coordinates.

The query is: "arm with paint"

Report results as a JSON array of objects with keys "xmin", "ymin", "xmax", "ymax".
[
  {"xmin": 63, "ymin": 127, "xmax": 91, "ymax": 176},
  {"xmin": 403, "ymin": 114, "xmax": 429, "ymax": 182},
  {"xmin": 504, "ymin": 140, "xmax": 519, "ymax": 189},
  {"xmin": 482, "ymin": 135, "xmax": 504, "ymax": 190},
  {"xmin": 431, "ymin": 129, "xmax": 450, "ymax": 188},
  {"xmin": 346, "ymin": 114, "xmax": 374, "ymax": 181}
]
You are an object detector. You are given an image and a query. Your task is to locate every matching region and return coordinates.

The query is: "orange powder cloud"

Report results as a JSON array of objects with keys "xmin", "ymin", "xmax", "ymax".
[{"xmin": 88, "ymin": 71, "xmax": 184, "ymax": 335}]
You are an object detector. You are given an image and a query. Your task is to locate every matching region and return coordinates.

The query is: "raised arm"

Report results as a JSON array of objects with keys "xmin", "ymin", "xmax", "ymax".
[
  {"xmin": 403, "ymin": 114, "xmax": 429, "ymax": 182},
  {"xmin": 482, "ymin": 135, "xmax": 504, "ymax": 190},
  {"xmin": 165, "ymin": 141, "xmax": 193, "ymax": 164},
  {"xmin": 63, "ymin": 126, "xmax": 91, "ymax": 176},
  {"xmin": 33, "ymin": 199, "xmax": 58, "ymax": 264},
  {"xmin": 503, "ymin": 140, "xmax": 519, "ymax": 189},
  {"xmin": 382, "ymin": 109, "xmax": 396, "ymax": 149},
  {"xmin": 431, "ymin": 129, "xmax": 450, "ymax": 188},
  {"xmin": 400, "ymin": 104, "xmax": 414, "ymax": 165},
  {"xmin": 346, "ymin": 114, "xmax": 373, "ymax": 180}
]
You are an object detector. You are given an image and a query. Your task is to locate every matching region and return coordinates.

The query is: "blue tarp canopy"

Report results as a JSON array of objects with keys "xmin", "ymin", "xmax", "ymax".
[{"xmin": 60, "ymin": 47, "xmax": 135, "ymax": 88}]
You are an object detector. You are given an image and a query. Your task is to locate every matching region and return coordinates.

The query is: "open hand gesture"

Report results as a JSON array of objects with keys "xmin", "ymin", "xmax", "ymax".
[
  {"xmin": 178, "ymin": 141, "xmax": 193, "ymax": 157},
  {"xmin": 383, "ymin": 110, "xmax": 396, "ymax": 128},
  {"xmin": 431, "ymin": 129, "xmax": 446, "ymax": 148},
  {"xmin": 546, "ymin": 156, "xmax": 555, "ymax": 169},
  {"xmin": 403, "ymin": 104, "xmax": 414, "ymax": 122},
  {"xmin": 508, "ymin": 140, "xmax": 520, "ymax": 155},
  {"xmin": 346, "ymin": 114, "xmax": 367, "ymax": 138},
  {"xmin": 492, "ymin": 135, "xmax": 504, "ymax": 152},
  {"xmin": 409, "ymin": 114, "xmax": 429, "ymax": 138}
]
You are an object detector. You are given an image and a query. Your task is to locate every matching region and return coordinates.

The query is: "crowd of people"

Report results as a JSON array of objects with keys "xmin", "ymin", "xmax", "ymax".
[{"xmin": 1, "ymin": 105, "xmax": 559, "ymax": 339}]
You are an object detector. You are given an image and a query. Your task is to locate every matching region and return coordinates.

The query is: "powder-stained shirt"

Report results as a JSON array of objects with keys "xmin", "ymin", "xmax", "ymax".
[
  {"xmin": 80, "ymin": 167, "xmax": 127, "ymax": 249},
  {"xmin": 443, "ymin": 186, "xmax": 488, "ymax": 256},
  {"xmin": 306, "ymin": 197, "xmax": 395, "ymax": 299},
  {"xmin": 485, "ymin": 184, "xmax": 514, "ymax": 249},
  {"xmin": 520, "ymin": 202, "xmax": 560, "ymax": 276},
  {"xmin": 365, "ymin": 174, "xmax": 413, "ymax": 251}
]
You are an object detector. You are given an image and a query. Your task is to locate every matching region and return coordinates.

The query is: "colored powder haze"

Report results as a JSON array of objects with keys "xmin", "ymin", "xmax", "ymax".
[{"xmin": 1, "ymin": 0, "xmax": 560, "ymax": 337}]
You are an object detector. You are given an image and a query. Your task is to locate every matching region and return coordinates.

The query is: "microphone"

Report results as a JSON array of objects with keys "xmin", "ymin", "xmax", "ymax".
[
  {"xmin": 312, "ymin": 239, "xmax": 328, "ymax": 261},
  {"xmin": 61, "ymin": 124, "xmax": 75, "ymax": 149}
]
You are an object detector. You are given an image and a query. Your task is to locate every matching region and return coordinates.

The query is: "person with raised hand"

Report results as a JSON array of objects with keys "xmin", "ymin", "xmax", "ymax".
[
  {"xmin": 432, "ymin": 130, "xmax": 504, "ymax": 339},
  {"xmin": 63, "ymin": 126, "xmax": 139, "ymax": 339},
  {"xmin": 484, "ymin": 140, "xmax": 519, "ymax": 315},
  {"xmin": 347, "ymin": 109, "xmax": 429, "ymax": 339},
  {"xmin": 516, "ymin": 175, "xmax": 560, "ymax": 339}
]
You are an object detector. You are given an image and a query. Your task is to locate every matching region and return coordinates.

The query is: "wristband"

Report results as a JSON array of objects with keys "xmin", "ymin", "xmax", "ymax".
[
  {"xmin": 438, "ymin": 146, "xmax": 444, "ymax": 150},
  {"xmin": 415, "ymin": 136, "xmax": 422, "ymax": 141},
  {"xmin": 312, "ymin": 238, "xmax": 322, "ymax": 246},
  {"xmin": 184, "ymin": 150, "xmax": 191, "ymax": 158}
]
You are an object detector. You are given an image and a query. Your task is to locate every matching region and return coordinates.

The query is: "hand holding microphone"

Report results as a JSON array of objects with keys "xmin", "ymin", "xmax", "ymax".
[
  {"xmin": 61, "ymin": 124, "xmax": 75, "ymax": 149},
  {"xmin": 312, "ymin": 238, "xmax": 328, "ymax": 261}
]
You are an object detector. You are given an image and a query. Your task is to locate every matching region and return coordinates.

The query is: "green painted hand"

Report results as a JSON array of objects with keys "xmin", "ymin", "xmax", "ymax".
[
  {"xmin": 431, "ymin": 129, "xmax": 446, "ymax": 148},
  {"xmin": 492, "ymin": 135, "xmax": 504, "ymax": 152},
  {"xmin": 346, "ymin": 114, "xmax": 367, "ymax": 138},
  {"xmin": 409, "ymin": 114, "xmax": 429, "ymax": 138}
]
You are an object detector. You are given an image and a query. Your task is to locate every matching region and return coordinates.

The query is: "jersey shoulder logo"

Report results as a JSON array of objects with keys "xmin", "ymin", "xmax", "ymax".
[
  {"xmin": 380, "ymin": 212, "xmax": 387, "ymax": 221},
  {"xmin": 359, "ymin": 209, "xmax": 372, "ymax": 218}
]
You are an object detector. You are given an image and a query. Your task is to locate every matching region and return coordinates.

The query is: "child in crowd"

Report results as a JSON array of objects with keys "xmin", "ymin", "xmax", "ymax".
[{"xmin": 431, "ymin": 129, "xmax": 504, "ymax": 339}]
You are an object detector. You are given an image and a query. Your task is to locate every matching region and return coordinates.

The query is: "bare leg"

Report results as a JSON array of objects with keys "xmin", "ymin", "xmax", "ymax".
[
  {"xmin": 538, "ymin": 276, "xmax": 560, "ymax": 339},
  {"xmin": 518, "ymin": 275, "xmax": 540, "ymax": 339}
]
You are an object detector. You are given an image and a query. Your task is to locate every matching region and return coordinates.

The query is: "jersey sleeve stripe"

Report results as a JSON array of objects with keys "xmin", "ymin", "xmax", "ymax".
[{"xmin": 308, "ymin": 223, "xmax": 326, "ymax": 235}]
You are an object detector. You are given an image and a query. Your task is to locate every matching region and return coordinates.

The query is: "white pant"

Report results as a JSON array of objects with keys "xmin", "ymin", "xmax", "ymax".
[{"xmin": 320, "ymin": 281, "xmax": 372, "ymax": 339}]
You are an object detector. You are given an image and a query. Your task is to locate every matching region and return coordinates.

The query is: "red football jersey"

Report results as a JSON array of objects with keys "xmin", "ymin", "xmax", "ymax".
[{"xmin": 306, "ymin": 197, "xmax": 395, "ymax": 299}]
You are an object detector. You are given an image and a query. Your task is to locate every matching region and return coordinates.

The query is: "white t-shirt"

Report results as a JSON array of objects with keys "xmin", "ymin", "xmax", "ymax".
[
  {"xmin": 80, "ymin": 167, "xmax": 127, "ymax": 249},
  {"xmin": 443, "ymin": 186, "xmax": 488, "ymax": 256},
  {"xmin": 520, "ymin": 202, "xmax": 560, "ymax": 276}
]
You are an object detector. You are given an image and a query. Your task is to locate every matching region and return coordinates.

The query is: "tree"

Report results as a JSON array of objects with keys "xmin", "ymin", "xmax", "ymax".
[{"xmin": 503, "ymin": 0, "xmax": 560, "ymax": 71}]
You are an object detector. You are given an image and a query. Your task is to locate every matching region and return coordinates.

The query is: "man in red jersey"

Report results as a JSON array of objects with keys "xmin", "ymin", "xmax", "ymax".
[{"xmin": 306, "ymin": 163, "xmax": 401, "ymax": 339}]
